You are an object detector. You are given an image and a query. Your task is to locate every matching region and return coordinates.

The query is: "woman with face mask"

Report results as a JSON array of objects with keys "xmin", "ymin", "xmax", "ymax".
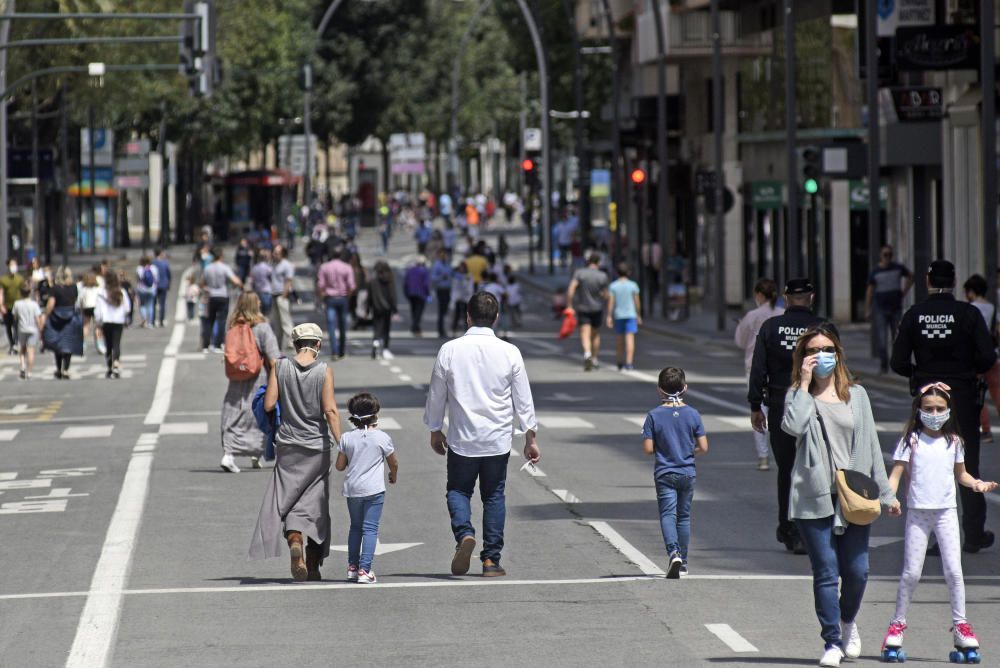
[{"xmin": 781, "ymin": 324, "xmax": 902, "ymax": 667}]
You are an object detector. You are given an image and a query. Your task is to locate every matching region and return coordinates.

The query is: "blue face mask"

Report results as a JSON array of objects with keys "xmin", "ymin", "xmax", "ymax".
[{"xmin": 814, "ymin": 351, "xmax": 837, "ymax": 378}]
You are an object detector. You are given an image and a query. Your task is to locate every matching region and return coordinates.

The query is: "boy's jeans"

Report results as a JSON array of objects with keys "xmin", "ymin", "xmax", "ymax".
[
  {"xmin": 347, "ymin": 492, "xmax": 385, "ymax": 572},
  {"xmin": 656, "ymin": 471, "xmax": 695, "ymax": 561}
]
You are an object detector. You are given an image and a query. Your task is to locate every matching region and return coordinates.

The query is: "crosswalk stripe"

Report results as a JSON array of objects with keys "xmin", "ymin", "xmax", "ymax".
[
  {"xmin": 705, "ymin": 624, "xmax": 759, "ymax": 652},
  {"xmin": 537, "ymin": 416, "xmax": 594, "ymax": 429},
  {"xmin": 158, "ymin": 422, "xmax": 208, "ymax": 436},
  {"xmin": 376, "ymin": 417, "xmax": 401, "ymax": 430},
  {"xmin": 61, "ymin": 426, "xmax": 114, "ymax": 439},
  {"xmin": 0, "ymin": 429, "xmax": 18, "ymax": 441}
]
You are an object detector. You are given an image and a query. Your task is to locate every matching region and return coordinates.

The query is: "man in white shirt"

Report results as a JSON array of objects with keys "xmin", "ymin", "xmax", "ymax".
[{"xmin": 424, "ymin": 292, "xmax": 539, "ymax": 577}]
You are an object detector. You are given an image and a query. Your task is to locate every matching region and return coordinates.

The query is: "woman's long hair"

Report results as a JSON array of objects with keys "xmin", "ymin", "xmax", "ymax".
[
  {"xmin": 789, "ymin": 323, "xmax": 853, "ymax": 402},
  {"xmin": 754, "ymin": 277, "xmax": 778, "ymax": 308},
  {"xmin": 228, "ymin": 291, "xmax": 266, "ymax": 328},
  {"xmin": 104, "ymin": 271, "xmax": 124, "ymax": 307},
  {"xmin": 900, "ymin": 384, "xmax": 962, "ymax": 452},
  {"xmin": 55, "ymin": 266, "xmax": 74, "ymax": 286}
]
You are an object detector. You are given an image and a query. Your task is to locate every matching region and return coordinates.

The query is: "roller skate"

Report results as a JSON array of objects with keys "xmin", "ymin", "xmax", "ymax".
[
  {"xmin": 949, "ymin": 622, "xmax": 981, "ymax": 664},
  {"xmin": 880, "ymin": 621, "xmax": 907, "ymax": 662}
]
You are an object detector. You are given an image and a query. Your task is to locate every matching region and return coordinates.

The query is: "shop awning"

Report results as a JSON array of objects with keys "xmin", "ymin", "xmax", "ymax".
[{"xmin": 225, "ymin": 169, "xmax": 301, "ymax": 187}]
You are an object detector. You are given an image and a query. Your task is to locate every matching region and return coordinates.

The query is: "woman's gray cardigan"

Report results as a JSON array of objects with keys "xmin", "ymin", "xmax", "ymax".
[{"xmin": 781, "ymin": 384, "xmax": 897, "ymax": 533}]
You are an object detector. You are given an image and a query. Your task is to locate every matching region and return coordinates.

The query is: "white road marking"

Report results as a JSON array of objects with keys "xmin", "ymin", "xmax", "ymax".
[
  {"xmin": 60, "ymin": 425, "xmax": 114, "ymax": 439},
  {"xmin": 705, "ymin": 624, "xmax": 759, "ymax": 652},
  {"xmin": 624, "ymin": 416, "xmax": 646, "ymax": 428},
  {"xmin": 537, "ymin": 415, "xmax": 594, "ymax": 429},
  {"xmin": 621, "ymin": 369, "xmax": 748, "ymax": 413},
  {"xmin": 389, "ymin": 366, "xmax": 402, "ymax": 373},
  {"xmin": 64, "ymin": 452, "xmax": 153, "ymax": 668},
  {"xmin": 119, "ymin": 354, "xmax": 147, "ymax": 363},
  {"xmin": 132, "ymin": 445, "xmax": 156, "ymax": 453},
  {"xmin": 376, "ymin": 417, "xmax": 401, "ymax": 430},
  {"xmin": 551, "ymin": 489, "xmax": 581, "ymax": 503},
  {"xmin": 519, "ymin": 460, "xmax": 546, "ymax": 477},
  {"xmin": 329, "ymin": 541, "xmax": 423, "ymax": 556},
  {"xmin": 0, "ymin": 429, "xmax": 18, "ymax": 441},
  {"xmin": 378, "ymin": 360, "xmax": 389, "ymax": 367},
  {"xmin": 174, "ymin": 352, "xmax": 207, "ymax": 361},
  {"xmin": 163, "ymin": 322, "xmax": 185, "ymax": 358},
  {"xmin": 158, "ymin": 422, "xmax": 209, "ymax": 436},
  {"xmin": 399, "ymin": 374, "xmax": 412, "ymax": 382},
  {"xmin": 588, "ymin": 521, "xmax": 665, "ymax": 576},
  {"xmin": 144, "ymin": 357, "xmax": 177, "ymax": 426},
  {"xmin": 411, "ymin": 384, "xmax": 425, "ymax": 391}
]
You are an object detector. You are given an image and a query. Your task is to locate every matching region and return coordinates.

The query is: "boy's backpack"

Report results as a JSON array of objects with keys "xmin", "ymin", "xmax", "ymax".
[
  {"xmin": 224, "ymin": 323, "xmax": 263, "ymax": 381},
  {"xmin": 141, "ymin": 267, "xmax": 155, "ymax": 288}
]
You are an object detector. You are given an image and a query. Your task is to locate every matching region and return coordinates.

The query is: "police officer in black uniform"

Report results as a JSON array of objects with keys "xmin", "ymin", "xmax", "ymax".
[
  {"xmin": 749, "ymin": 278, "xmax": 836, "ymax": 553},
  {"xmin": 891, "ymin": 260, "xmax": 997, "ymax": 553}
]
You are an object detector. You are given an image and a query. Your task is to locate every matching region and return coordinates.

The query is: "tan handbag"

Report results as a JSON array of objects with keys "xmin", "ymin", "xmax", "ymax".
[{"xmin": 817, "ymin": 412, "xmax": 881, "ymax": 526}]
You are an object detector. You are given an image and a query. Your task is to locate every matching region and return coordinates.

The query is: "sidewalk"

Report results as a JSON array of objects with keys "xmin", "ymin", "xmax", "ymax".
[{"xmin": 480, "ymin": 221, "xmax": 908, "ymax": 394}]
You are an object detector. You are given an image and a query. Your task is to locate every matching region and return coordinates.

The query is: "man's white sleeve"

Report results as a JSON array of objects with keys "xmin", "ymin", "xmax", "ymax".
[
  {"xmin": 510, "ymin": 350, "xmax": 537, "ymax": 433},
  {"xmin": 423, "ymin": 351, "xmax": 449, "ymax": 431}
]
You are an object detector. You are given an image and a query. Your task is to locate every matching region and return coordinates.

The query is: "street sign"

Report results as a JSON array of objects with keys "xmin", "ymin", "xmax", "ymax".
[
  {"xmin": 890, "ymin": 86, "xmax": 943, "ymax": 121},
  {"xmin": 278, "ymin": 134, "xmax": 317, "ymax": 177},
  {"xmin": 523, "ymin": 128, "xmax": 542, "ymax": 152},
  {"xmin": 849, "ymin": 180, "xmax": 889, "ymax": 210},
  {"xmin": 750, "ymin": 181, "xmax": 782, "ymax": 210},
  {"xmin": 114, "ymin": 174, "xmax": 149, "ymax": 189},
  {"xmin": 123, "ymin": 139, "xmax": 151, "ymax": 156},
  {"xmin": 80, "ymin": 128, "xmax": 113, "ymax": 167},
  {"xmin": 590, "ymin": 169, "xmax": 610, "ymax": 198},
  {"xmin": 389, "ymin": 132, "xmax": 426, "ymax": 175},
  {"xmin": 877, "ymin": 0, "xmax": 934, "ymax": 37},
  {"xmin": 115, "ymin": 158, "xmax": 149, "ymax": 174}
]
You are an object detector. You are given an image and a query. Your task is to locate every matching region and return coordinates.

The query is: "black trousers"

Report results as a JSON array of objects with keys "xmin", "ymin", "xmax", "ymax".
[
  {"xmin": 204, "ymin": 297, "xmax": 229, "ymax": 349},
  {"xmin": 949, "ymin": 381, "xmax": 987, "ymax": 542},
  {"xmin": 54, "ymin": 352, "xmax": 71, "ymax": 372},
  {"xmin": 102, "ymin": 323, "xmax": 124, "ymax": 370},
  {"xmin": 767, "ymin": 396, "xmax": 797, "ymax": 532},
  {"xmin": 2, "ymin": 311, "xmax": 15, "ymax": 349},
  {"xmin": 452, "ymin": 300, "xmax": 467, "ymax": 332},
  {"xmin": 435, "ymin": 288, "xmax": 451, "ymax": 336},
  {"xmin": 408, "ymin": 296, "xmax": 426, "ymax": 333},
  {"xmin": 372, "ymin": 309, "xmax": 391, "ymax": 350}
]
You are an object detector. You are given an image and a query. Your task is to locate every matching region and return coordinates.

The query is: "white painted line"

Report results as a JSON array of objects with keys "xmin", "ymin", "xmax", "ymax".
[
  {"xmin": 163, "ymin": 322, "xmax": 185, "ymax": 357},
  {"xmin": 622, "ymin": 369, "xmax": 749, "ymax": 413},
  {"xmin": 158, "ymin": 422, "xmax": 209, "ymax": 436},
  {"xmin": 378, "ymin": 360, "xmax": 389, "ymax": 367},
  {"xmin": 376, "ymin": 417, "xmax": 401, "ymax": 431},
  {"xmin": 389, "ymin": 366, "xmax": 402, "ymax": 373},
  {"xmin": 132, "ymin": 445, "xmax": 156, "ymax": 453},
  {"xmin": 536, "ymin": 416, "xmax": 594, "ymax": 429},
  {"xmin": 551, "ymin": 489, "xmax": 581, "ymax": 503},
  {"xmin": 60, "ymin": 426, "xmax": 114, "ymax": 440},
  {"xmin": 329, "ymin": 541, "xmax": 422, "ymax": 556},
  {"xmin": 705, "ymin": 624, "xmax": 759, "ymax": 653},
  {"xmin": 65, "ymin": 453, "xmax": 153, "ymax": 668},
  {"xmin": 399, "ymin": 374, "xmax": 412, "ymax": 382},
  {"xmin": 174, "ymin": 353, "xmax": 207, "ymax": 361},
  {"xmin": 624, "ymin": 416, "xmax": 646, "ymax": 428},
  {"xmin": 144, "ymin": 357, "xmax": 177, "ymax": 426},
  {"xmin": 119, "ymin": 354, "xmax": 147, "ymax": 363},
  {"xmin": 411, "ymin": 384, "xmax": 425, "ymax": 391},
  {"xmin": 588, "ymin": 521, "xmax": 665, "ymax": 577},
  {"xmin": 0, "ymin": 429, "xmax": 18, "ymax": 441}
]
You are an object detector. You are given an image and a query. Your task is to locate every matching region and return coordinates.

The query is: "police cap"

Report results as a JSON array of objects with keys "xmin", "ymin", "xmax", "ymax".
[
  {"xmin": 928, "ymin": 260, "xmax": 956, "ymax": 281},
  {"xmin": 784, "ymin": 278, "xmax": 815, "ymax": 295}
]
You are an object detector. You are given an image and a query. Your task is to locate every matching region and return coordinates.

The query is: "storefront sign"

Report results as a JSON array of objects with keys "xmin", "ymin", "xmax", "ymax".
[
  {"xmin": 891, "ymin": 86, "xmax": 943, "ymax": 121},
  {"xmin": 849, "ymin": 180, "xmax": 889, "ymax": 210},
  {"xmin": 750, "ymin": 181, "xmax": 783, "ymax": 210},
  {"xmin": 895, "ymin": 25, "xmax": 980, "ymax": 71},
  {"xmin": 877, "ymin": 0, "xmax": 935, "ymax": 37}
]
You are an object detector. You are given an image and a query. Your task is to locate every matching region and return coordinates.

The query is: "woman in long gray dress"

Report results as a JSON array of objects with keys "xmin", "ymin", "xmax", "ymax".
[
  {"xmin": 249, "ymin": 322, "xmax": 341, "ymax": 581},
  {"xmin": 220, "ymin": 292, "xmax": 280, "ymax": 473}
]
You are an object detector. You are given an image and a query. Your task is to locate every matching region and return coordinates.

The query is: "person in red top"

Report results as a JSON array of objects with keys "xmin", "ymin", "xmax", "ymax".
[{"xmin": 315, "ymin": 249, "xmax": 357, "ymax": 359}]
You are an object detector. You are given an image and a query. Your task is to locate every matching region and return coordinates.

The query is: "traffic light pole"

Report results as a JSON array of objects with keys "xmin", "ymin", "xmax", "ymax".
[
  {"xmin": 711, "ymin": 0, "xmax": 725, "ymax": 332},
  {"xmin": 599, "ymin": 0, "xmax": 623, "ymax": 262},
  {"xmin": 784, "ymin": 0, "xmax": 798, "ymax": 281},
  {"xmin": 650, "ymin": 0, "xmax": 671, "ymax": 317},
  {"xmin": 981, "ymin": 0, "xmax": 997, "ymax": 292},
  {"xmin": 865, "ymin": 0, "xmax": 880, "ymax": 274}
]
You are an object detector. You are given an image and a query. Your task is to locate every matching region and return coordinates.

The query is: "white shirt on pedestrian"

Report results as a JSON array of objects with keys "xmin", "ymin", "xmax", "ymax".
[
  {"xmin": 892, "ymin": 432, "xmax": 964, "ymax": 509},
  {"xmin": 734, "ymin": 301, "xmax": 784, "ymax": 373},
  {"xmin": 339, "ymin": 427, "xmax": 395, "ymax": 497},
  {"xmin": 424, "ymin": 326, "xmax": 537, "ymax": 457},
  {"xmin": 94, "ymin": 288, "xmax": 132, "ymax": 325}
]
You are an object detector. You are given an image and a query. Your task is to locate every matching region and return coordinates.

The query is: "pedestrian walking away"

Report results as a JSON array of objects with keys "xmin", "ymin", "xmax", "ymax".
[
  {"xmin": 865, "ymin": 245, "xmax": 912, "ymax": 373},
  {"xmin": 94, "ymin": 271, "xmax": 131, "ymax": 379},
  {"xmin": 430, "ymin": 249, "xmax": 453, "ymax": 338},
  {"xmin": 424, "ymin": 292, "xmax": 539, "ymax": 577},
  {"xmin": 367, "ymin": 260, "xmax": 397, "ymax": 359},
  {"xmin": 152, "ymin": 248, "xmax": 172, "ymax": 327},
  {"xmin": 249, "ymin": 248, "xmax": 274, "ymax": 316},
  {"xmin": 135, "ymin": 256, "xmax": 159, "ymax": 329},
  {"xmin": 77, "ymin": 272, "xmax": 101, "ymax": 352},
  {"xmin": 449, "ymin": 261, "xmax": 474, "ymax": 336},
  {"xmin": 403, "ymin": 255, "xmax": 431, "ymax": 336},
  {"xmin": 748, "ymin": 277, "xmax": 836, "ymax": 554},
  {"xmin": 43, "ymin": 267, "xmax": 83, "ymax": 380},
  {"xmin": 881, "ymin": 382, "xmax": 997, "ymax": 663},
  {"xmin": 201, "ymin": 248, "xmax": 243, "ymax": 352},
  {"xmin": 335, "ymin": 392, "xmax": 399, "ymax": 584},
  {"xmin": 11, "ymin": 284, "xmax": 42, "ymax": 379},
  {"xmin": 0, "ymin": 258, "xmax": 27, "ymax": 354},
  {"xmin": 781, "ymin": 323, "xmax": 900, "ymax": 667},
  {"xmin": 235, "ymin": 237, "xmax": 253, "ymax": 283},
  {"xmin": 270, "ymin": 245, "xmax": 296, "ymax": 351},
  {"xmin": 249, "ymin": 323, "xmax": 341, "ymax": 582},
  {"xmin": 220, "ymin": 292, "xmax": 281, "ymax": 473},
  {"xmin": 891, "ymin": 260, "xmax": 997, "ymax": 553},
  {"xmin": 963, "ymin": 274, "xmax": 1000, "ymax": 443},
  {"xmin": 734, "ymin": 278, "xmax": 784, "ymax": 470},
  {"xmin": 642, "ymin": 367, "xmax": 709, "ymax": 578},
  {"xmin": 316, "ymin": 249, "xmax": 356, "ymax": 358},
  {"xmin": 607, "ymin": 262, "xmax": 641, "ymax": 371},
  {"xmin": 565, "ymin": 253, "xmax": 609, "ymax": 371}
]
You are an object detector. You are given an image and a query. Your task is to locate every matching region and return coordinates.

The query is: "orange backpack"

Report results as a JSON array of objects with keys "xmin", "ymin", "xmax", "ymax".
[{"xmin": 224, "ymin": 323, "xmax": 263, "ymax": 381}]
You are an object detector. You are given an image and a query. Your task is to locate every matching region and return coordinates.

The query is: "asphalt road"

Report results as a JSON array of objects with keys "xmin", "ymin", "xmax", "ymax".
[{"xmin": 3, "ymin": 222, "xmax": 1000, "ymax": 667}]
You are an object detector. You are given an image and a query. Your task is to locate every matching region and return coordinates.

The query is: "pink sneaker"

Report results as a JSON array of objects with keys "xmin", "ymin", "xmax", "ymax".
[
  {"xmin": 882, "ymin": 621, "xmax": 906, "ymax": 650},
  {"xmin": 357, "ymin": 568, "xmax": 376, "ymax": 584},
  {"xmin": 953, "ymin": 622, "xmax": 980, "ymax": 649},
  {"xmin": 346, "ymin": 565, "xmax": 359, "ymax": 582}
]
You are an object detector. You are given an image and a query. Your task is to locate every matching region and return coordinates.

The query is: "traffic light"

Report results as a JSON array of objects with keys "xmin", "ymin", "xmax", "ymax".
[
  {"xmin": 630, "ymin": 167, "xmax": 646, "ymax": 187},
  {"xmin": 181, "ymin": 1, "xmax": 216, "ymax": 98},
  {"xmin": 521, "ymin": 158, "xmax": 535, "ymax": 172},
  {"xmin": 800, "ymin": 145, "xmax": 821, "ymax": 195},
  {"xmin": 522, "ymin": 157, "xmax": 540, "ymax": 189}
]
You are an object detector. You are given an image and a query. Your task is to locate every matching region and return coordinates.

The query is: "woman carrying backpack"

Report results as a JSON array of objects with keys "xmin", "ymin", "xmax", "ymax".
[
  {"xmin": 220, "ymin": 292, "xmax": 280, "ymax": 473},
  {"xmin": 135, "ymin": 256, "xmax": 158, "ymax": 328}
]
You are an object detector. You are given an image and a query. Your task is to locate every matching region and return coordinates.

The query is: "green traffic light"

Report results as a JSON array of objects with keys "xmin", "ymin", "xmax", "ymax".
[{"xmin": 804, "ymin": 178, "xmax": 819, "ymax": 194}]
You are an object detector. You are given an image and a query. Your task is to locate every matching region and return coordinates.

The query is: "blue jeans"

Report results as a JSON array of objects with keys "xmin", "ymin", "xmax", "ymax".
[
  {"xmin": 257, "ymin": 291, "xmax": 273, "ymax": 317},
  {"xmin": 656, "ymin": 472, "xmax": 695, "ymax": 561},
  {"xmin": 347, "ymin": 492, "xmax": 385, "ymax": 572},
  {"xmin": 138, "ymin": 291, "xmax": 155, "ymax": 326},
  {"xmin": 795, "ymin": 514, "xmax": 871, "ymax": 650},
  {"xmin": 446, "ymin": 449, "xmax": 509, "ymax": 563},
  {"xmin": 324, "ymin": 295, "xmax": 349, "ymax": 357},
  {"xmin": 871, "ymin": 305, "xmax": 900, "ymax": 371},
  {"xmin": 154, "ymin": 288, "xmax": 169, "ymax": 325}
]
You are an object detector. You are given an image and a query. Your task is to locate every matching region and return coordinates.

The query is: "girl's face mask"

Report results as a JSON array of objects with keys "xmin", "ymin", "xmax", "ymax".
[{"xmin": 920, "ymin": 409, "xmax": 950, "ymax": 431}]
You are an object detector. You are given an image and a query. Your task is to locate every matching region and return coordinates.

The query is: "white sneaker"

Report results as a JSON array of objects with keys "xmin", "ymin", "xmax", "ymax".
[
  {"xmin": 347, "ymin": 565, "xmax": 359, "ymax": 582},
  {"xmin": 381, "ymin": 349, "xmax": 394, "ymax": 360},
  {"xmin": 841, "ymin": 620, "xmax": 860, "ymax": 658},
  {"xmin": 250, "ymin": 456, "xmax": 262, "ymax": 469},
  {"xmin": 357, "ymin": 568, "xmax": 376, "ymax": 584},
  {"xmin": 818, "ymin": 646, "xmax": 844, "ymax": 667},
  {"xmin": 220, "ymin": 454, "xmax": 240, "ymax": 473}
]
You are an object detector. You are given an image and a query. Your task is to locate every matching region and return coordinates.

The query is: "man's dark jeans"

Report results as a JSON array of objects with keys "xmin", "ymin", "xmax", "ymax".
[
  {"xmin": 154, "ymin": 288, "xmax": 169, "ymax": 326},
  {"xmin": 446, "ymin": 449, "xmax": 509, "ymax": 564}
]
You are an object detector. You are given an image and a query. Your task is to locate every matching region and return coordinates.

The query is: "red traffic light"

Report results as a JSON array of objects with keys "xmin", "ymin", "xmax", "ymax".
[
  {"xmin": 521, "ymin": 158, "xmax": 535, "ymax": 172},
  {"xmin": 630, "ymin": 168, "xmax": 646, "ymax": 185}
]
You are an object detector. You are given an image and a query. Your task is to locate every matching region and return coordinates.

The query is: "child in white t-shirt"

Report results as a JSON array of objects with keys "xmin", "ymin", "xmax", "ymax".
[
  {"xmin": 335, "ymin": 392, "xmax": 398, "ymax": 584},
  {"xmin": 881, "ymin": 382, "xmax": 998, "ymax": 662},
  {"xmin": 11, "ymin": 285, "xmax": 42, "ymax": 379}
]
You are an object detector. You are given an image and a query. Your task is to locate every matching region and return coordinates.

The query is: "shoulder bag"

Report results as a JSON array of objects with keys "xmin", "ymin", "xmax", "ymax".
[{"xmin": 816, "ymin": 409, "xmax": 881, "ymax": 526}]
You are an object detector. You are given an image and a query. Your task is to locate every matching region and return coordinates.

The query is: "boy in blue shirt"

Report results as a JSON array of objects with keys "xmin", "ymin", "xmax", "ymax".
[
  {"xmin": 606, "ymin": 262, "xmax": 641, "ymax": 370},
  {"xmin": 642, "ymin": 367, "xmax": 708, "ymax": 578}
]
